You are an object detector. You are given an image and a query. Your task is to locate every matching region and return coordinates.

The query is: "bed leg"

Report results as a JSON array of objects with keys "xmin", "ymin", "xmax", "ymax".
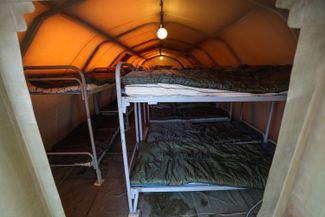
[
  {"xmin": 83, "ymin": 92, "xmax": 103, "ymax": 186},
  {"xmin": 229, "ymin": 102, "xmax": 233, "ymax": 121},
  {"xmin": 134, "ymin": 103, "xmax": 140, "ymax": 143},
  {"xmin": 115, "ymin": 62, "xmax": 138, "ymax": 215},
  {"xmin": 129, "ymin": 190, "xmax": 140, "ymax": 216},
  {"xmin": 125, "ymin": 112, "xmax": 130, "ymax": 130},
  {"xmin": 264, "ymin": 101, "xmax": 275, "ymax": 143},
  {"xmin": 125, "ymin": 111, "xmax": 130, "ymax": 130},
  {"xmin": 147, "ymin": 104, "xmax": 150, "ymax": 124},
  {"xmin": 128, "ymin": 210, "xmax": 141, "ymax": 217},
  {"xmin": 240, "ymin": 102, "xmax": 244, "ymax": 121},
  {"xmin": 142, "ymin": 103, "xmax": 147, "ymax": 126},
  {"xmin": 93, "ymin": 178, "xmax": 104, "ymax": 186},
  {"xmin": 138, "ymin": 103, "xmax": 143, "ymax": 141},
  {"xmin": 94, "ymin": 93, "xmax": 100, "ymax": 115}
]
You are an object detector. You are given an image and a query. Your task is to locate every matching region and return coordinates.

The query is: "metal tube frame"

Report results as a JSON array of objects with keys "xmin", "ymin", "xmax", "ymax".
[
  {"xmin": 115, "ymin": 62, "xmax": 287, "ymax": 215},
  {"xmin": 142, "ymin": 103, "xmax": 147, "ymax": 126},
  {"xmin": 146, "ymin": 104, "xmax": 150, "ymax": 124},
  {"xmin": 25, "ymin": 65, "xmax": 117, "ymax": 186},
  {"xmin": 137, "ymin": 103, "xmax": 143, "ymax": 141},
  {"xmin": 229, "ymin": 102, "xmax": 233, "ymax": 120},
  {"xmin": 239, "ymin": 101, "xmax": 276, "ymax": 143},
  {"xmin": 134, "ymin": 103, "xmax": 140, "ymax": 143},
  {"xmin": 116, "ymin": 62, "xmax": 136, "ymax": 213},
  {"xmin": 264, "ymin": 101, "xmax": 275, "ymax": 143},
  {"xmin": 94, "ymin": 92, "xmax": 100, "ymax": 114}
]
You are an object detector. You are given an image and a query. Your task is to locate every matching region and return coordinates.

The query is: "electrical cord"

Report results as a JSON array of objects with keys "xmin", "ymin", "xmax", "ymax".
[{"xmin": 246, "ymin": 200, "xmax": 263, "ymax": 217}]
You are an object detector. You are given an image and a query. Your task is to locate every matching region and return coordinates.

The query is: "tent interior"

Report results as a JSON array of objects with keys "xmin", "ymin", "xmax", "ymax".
[
  {"xmin": 19, "ymin": 0, "xmax": 297, "ymax": 151},
  {"xmin": 1, "ymin": 0, "xmax": 325, "ymax": 217}
]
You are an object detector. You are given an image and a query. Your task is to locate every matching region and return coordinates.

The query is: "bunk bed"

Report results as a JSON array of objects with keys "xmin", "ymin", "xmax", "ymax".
[
  {"xmin": 115, "ymin": 62, "xmax": 289, "ymax": 215},
  {"xmin": 24, "ymin": 65, "xmax": 121, "ymax": 186}
]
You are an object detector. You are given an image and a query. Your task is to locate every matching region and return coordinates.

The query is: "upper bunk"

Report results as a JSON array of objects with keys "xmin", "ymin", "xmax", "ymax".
[
  {"xmin": 24, "ymin": 65, "xmax": 130, "ymax": 95},
  {"xmin": 116, "ymin": 62, "xmax": 291, "ymax": 110}
]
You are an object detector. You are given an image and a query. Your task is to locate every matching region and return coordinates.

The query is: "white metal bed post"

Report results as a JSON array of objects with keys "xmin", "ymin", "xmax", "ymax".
[
  {"xmin": 94, "ymin": 93, "xmax": 100, "ymax": 115},
  {"xmin": 240, "ymin": 102, "xmax": 244, "ymax": 121},
  {"xmin": 229, "ymin": 103, "xmax": 233, "ymax": 120},
  {"xmin": 76, "ymin": 67, "xmax": 103, "ymax": 186},
  {"xmin": 138, "ymin": 103, "xmax": 143, "ymax": 141},
  {"xmin": 147, "ymin": 104, "xmax": 150, "ymax": 123},
  {"xmin": 142, "ymin": 103, "xmax": 147, "ymax": 126},
  {"xmin": 134, "ymin": 103, "xmax": 140, "ymax": 143},
  {"xmin": 115, "ymin": 62, "xmax": 137, "ymax": 214},
  {"xmin": 264, "ymin": 101, "xmax": 275, "ymax": 143}
]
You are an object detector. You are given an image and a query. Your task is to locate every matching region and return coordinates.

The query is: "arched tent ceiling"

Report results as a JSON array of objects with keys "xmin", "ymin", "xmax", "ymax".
[
  {"xmin": 142, "ymin": 56, "xmax": 185, "ymax": 69},
  {"xmin": 20, "ymin": 0, "xmax": 297, "ymax": 71}
]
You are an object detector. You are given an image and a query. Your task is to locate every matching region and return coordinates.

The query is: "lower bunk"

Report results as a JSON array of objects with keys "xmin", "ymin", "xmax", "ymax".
[
  {"xmin": 47, "ymin": 114, "xmax": 119, "ymax": 181},
  {"xmin": 131, "ymin": 140, "xmax": 272, "ymax": 189},
  {"xmin": 125, "ymin": 119, "xmax": 274, "ymax": 215}
]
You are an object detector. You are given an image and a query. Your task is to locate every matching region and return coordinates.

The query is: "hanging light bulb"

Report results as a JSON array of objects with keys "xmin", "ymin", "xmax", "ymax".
[
  {"xmin": 157, "ymin": 0, "xmax": 167, "ymax": 40},
  {"xmin": 160, "ymin": 55, "xmax": 164, "ymax": 60},
  {"xmin": 157, "ymin": 25, "xmax": 168, "ymax": 40}
]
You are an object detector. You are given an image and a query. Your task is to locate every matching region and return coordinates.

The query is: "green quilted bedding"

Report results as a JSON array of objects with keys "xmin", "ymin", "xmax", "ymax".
[
  {"xmin": 147, "ymin": 121, "xmax": 262, "ymax": 145},
  {"xmin": 150, "ymin": 103, "xmax": 229, "ymax": 121},
  {"xmin": 131, "ymin": 141, "xmax": 272, "ymax": 189},
  {"xmin": 29, "ymin": 73, "xmax": 115, "ymax": 88},
  {"xmin": 123, "ymin": 65, "xmax": 291, "ymax": 93}
]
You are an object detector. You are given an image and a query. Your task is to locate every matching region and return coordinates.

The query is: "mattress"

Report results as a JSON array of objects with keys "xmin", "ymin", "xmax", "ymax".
[
  {"xmin": 28, "ymin": 73, "xmax": 115, "ymax": 94},
  {"xmin": 150, "ymin": 103, "xmax": 229, "ymax": 122},
  {"xmin": 28, "ymin": 82, "xmax": 110, "ymax": 94},
  {"xmin": 130, "ymin": 140, "xmax": 272, "ymax": 189},
  {"xmin": 123, "ymin": 65, "xmax": 291, "ymax": 94},
  {"xmin": 125, "ymin": 83, "xmax": 288, "ymax": 97}
]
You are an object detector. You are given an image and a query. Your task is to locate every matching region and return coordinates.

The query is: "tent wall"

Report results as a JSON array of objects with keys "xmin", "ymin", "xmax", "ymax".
[{"xmin": 23, "ymin": 14, "xmax": 107, "ymax": 69}]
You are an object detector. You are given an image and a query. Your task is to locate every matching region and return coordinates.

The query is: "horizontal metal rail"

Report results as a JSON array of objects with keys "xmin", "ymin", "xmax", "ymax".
[
  {"xmin": 124, "ymin": 94, "xmax": 287, "ymax": 104},
  {"xmin": 131, "ymin": 185, "xmax": 244, "ymax": 193},
  {"xmin": 149, "ymin": 117, "xmax": 229, "ymax": 124}
]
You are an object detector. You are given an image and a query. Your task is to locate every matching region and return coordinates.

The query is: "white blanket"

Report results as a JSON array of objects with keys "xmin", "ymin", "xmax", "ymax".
[{"xmin": 125, "ymin": 83, "xmax": 286, "ymax": 97}]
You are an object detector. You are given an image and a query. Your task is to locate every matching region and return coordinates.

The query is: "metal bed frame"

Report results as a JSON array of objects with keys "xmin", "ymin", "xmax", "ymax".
[
  {"xmin": 25, "ymin": 65, "xmax": 119, "ymax": 186},
  {"xmin": 115, "ymin": 62, "xmax": 287, "ymax": 215}
]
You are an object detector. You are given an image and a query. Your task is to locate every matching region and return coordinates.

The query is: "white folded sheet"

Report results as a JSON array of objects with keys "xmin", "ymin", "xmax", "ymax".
[{"xmin": 125, "ymin": 83, "xmax": 286, "ymax": 97}]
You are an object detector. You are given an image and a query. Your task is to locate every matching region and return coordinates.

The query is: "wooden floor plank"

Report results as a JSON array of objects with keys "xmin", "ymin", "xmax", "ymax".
[
  {"xmin": 58, "ymin": 175, "xmax": 101, "ymax": 217},
  {"xmin": 86, "ymin": 178, "xmax": 128, "ymax": 217}
]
